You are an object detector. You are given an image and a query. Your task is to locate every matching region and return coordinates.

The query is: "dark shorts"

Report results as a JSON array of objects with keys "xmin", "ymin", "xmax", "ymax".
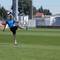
[{"xmin": 10, "ymin": 26, "xmax": 18, "ymax": 35}]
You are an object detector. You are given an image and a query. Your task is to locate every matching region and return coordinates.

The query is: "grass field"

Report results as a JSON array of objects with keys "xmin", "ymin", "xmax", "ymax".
[{"xmin": 0, "ymin": 28, "xmax": 60, "ymax": 60}]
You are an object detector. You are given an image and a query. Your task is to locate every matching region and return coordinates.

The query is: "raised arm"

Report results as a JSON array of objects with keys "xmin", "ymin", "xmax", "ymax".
[{"xmin": 2, "ymin": 21, "xmax": 6, "ymax": 31}]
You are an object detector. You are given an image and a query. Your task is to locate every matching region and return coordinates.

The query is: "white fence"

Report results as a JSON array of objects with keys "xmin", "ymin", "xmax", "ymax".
[
  {"xmin": 19, "ymin": 16, "xmax": 60, "ymax": 28},
  {"xmin": 1, "ymin": 16, "xmax": 60, "ymax": 29},
  {"xmin": 28, "ymin": 19, "xmax": 36, "ymax": 28}
]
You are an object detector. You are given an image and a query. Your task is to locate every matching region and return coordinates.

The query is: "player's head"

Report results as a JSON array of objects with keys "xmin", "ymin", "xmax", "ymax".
[{"xmin": 7, "ymin": 14, "xmax": 13, "ymax": 20}]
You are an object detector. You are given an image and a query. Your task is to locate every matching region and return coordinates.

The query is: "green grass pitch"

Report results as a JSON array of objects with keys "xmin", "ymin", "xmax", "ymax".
[{"xmin": 0, "ymin": 28, "xmax": 60, "ymax": 60}]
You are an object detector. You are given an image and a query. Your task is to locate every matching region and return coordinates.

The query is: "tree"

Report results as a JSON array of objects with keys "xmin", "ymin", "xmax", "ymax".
[
  {"xmin": 43, "ymin": 9, "xmax": 52, "ymax": 15},
  {"xmin": 38, "ymin": 6, "xmax": 44, "ymax": 13},
  {"xmin": 38, "ymin": 6, "xmax": 52, "ymax": 15},
  {"xmin": 0, "ymin": 7, "xmax": 7, "ymax": 19},
  {"xmin": 18, "ymin": 0, "xmax": 32, "ymax": 19},
  {"xmin": 11, "ymin": 0, "xmax": 36, "ymax": 19},
  {"xmin": 18, "ymin": 0, "xmax": 30, "ymax": 15}
]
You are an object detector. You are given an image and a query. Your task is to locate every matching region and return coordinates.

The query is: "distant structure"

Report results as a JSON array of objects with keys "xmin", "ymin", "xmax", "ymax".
[
  {"xmin": 35, "ymin": 12, "xmax": 44, "ymax": 17},
  {"xmin": 12, "ymin": 0, "xmax": 18, "ymax": 21}
]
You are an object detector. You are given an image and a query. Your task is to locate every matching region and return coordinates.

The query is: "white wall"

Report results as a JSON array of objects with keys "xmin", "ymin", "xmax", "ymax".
[{"xmin": 28, "ymin": 19, "xmax": 36, "ymax": 28}]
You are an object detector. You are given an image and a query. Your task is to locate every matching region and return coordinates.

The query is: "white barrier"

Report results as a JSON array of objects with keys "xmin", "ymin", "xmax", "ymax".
[{"xmin": 28, "ymin": 19, "xmax": 36, "ymax": 28}]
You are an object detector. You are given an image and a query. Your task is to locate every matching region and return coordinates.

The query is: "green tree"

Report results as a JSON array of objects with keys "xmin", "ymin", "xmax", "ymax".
[
  {"xmin": 44, "ymin": 9, "xmax": 52, "ymax": 15},
  {"xmin": 0, "ymin": 7, "xmax": 7, "ymax": 19},
  {"xmin": 18, "ymin": 0, "xmax": 32, "ymax": 19},
  {"xmin": 38, "ymin": 6, "xmax": 52, "ymax": 15},
  {"xmin": 38, "ymin": 6, "xmax": 44, "ymax": 13},
  {"xmin": 18, "ymin": 0, "xmax": 30, "ymax": 15}
]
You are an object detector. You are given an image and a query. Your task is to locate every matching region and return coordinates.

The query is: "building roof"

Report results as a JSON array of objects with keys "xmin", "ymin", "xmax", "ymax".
[{"xmin": 35, "ymin": 12, "xmax": 44, "ymax": 17}]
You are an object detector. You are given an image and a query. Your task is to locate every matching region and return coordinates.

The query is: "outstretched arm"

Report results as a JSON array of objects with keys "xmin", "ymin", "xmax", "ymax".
[
  {"xmin": 3, "ymin": 24, "xmax": 6, "ymax": 31},
  {"xmin": 2, "ymin": 21, "xmax": 6, "ymax": 31}
]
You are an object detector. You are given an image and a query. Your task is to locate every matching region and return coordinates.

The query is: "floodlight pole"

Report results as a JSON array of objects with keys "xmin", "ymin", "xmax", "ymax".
[
  {"xmin": 12, "ymin": 0, "xmax": 18, "ymax": 21},
  {"xmin": 16, "ymin": 0, "xmax": 18, "ymax": 21},
  {"xmin": 29, "ymin": 0, "xmax": 33, "ymax": 19}
]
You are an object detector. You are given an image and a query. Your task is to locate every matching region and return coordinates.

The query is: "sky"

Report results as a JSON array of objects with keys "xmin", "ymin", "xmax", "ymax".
[
  {"xmin": 0, "ymin": 0, "xmax": 60, "ymax": 14},
  {"xmin": 33, "ymin": 0, "xmax": 60, "ymax": 14},
  {"xmin": 0, "ymin": 0, "xmax": 12, "ymax": 11}
]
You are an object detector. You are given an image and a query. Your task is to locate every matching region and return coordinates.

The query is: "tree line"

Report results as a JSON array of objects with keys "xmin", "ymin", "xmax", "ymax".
[
  {"xmin": 0, "ymin": 7, "xmax": 7, "ymax": 20},
  {"xmin": 0, "ymin": 0, "xmax": 52, "ymax": 20}
]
